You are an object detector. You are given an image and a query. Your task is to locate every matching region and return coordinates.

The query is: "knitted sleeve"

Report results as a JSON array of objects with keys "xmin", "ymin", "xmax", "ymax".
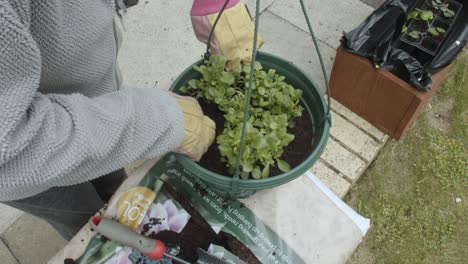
[{"xmin": 0, "ymin": 1, "xmax": 185, "ymax": 200}]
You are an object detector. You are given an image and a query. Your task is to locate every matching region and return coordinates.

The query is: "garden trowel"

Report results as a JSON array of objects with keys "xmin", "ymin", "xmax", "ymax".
[{"xmin": 89, "ymin": 216, "xmax": 236, "ymax": 264}]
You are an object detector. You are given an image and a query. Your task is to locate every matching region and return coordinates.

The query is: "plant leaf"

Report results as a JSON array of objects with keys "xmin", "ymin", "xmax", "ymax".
[
  {"xmin": 443, "ymin": 9, "xmax": 455, "ymax": 18},
  {"xmin": 242, "ymin": 161, "xmax": 254, "ymax": 173},
  {"xmin": 436, "ymin": 27, "xmax": 446, "ymax": 33},
  {"xmin": 408, "ymin": 11, "xmax": 418, "ymax": 19},
  {"xmin": 220, "ymin": 72, "xmax": 235, "ymax": 85},
  {"xmin": 254, "ymin": 62, "xmax": 262, "ymax": 71},
  {"xmin": 269, "ymin": 121, "xmax": 278, "ymax": 130},
  {"xmin": 261, "ymin": 165, "xmax": 270, "ymax": 178},
  {"xmin": 402, "ymin": 25, "xmax": 408, "ymax": 33},
  {"xmin": 408, "ymin": 31, "xmax": 421, "ymax": 40},
  {"xmin": 252, "ymin": 167, "xmax": 261, "ymax": 179},
  {"xmin": 419, "ymin": 10, "xmax": 434, "ymax": 21},
  {"xmin": 277, "ymin": 159, "xmax": 291, "ymax": 172},
  {"xmin": 428, "ymin": 27, "xmax": 439, "ymax": 37},
  {"xmin": 240, "ymin": 171, "xmax": 250, "ymax": 180},
  {"xmin": 258, "ymin": 86, "xmax": 266, "ymax": 95}
]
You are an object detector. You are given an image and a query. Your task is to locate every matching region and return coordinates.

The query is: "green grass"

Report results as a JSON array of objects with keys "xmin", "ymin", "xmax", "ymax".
[{"xmin": 346, "ymin": 52, "xmax": 468, "ymax": 264}]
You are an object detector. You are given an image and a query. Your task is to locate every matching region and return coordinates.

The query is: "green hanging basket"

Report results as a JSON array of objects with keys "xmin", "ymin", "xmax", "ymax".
[{"xmin": 170, "ymin": 52, "xmax": 330, "ymax": 198}]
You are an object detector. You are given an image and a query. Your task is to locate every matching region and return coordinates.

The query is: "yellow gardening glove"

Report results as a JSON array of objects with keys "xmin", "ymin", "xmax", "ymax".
[
  {"xmin": 191, "ymin": 1, "xmax": 263, "ymax": 63},
  {"xmin": 174, "ymin": 95, "xmax": 216, "ymax": 162}
]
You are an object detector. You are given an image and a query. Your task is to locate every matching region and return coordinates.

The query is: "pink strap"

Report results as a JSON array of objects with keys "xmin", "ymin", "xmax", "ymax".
[{"xmin": 191, "ymin": 0, "xmax": 240, "ymax": 16}]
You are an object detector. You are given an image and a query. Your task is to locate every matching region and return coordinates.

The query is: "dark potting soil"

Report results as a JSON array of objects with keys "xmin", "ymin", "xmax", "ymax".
[
  {"xmin": 421, "ymin": 38, "xmax": 439, "ymax": 52},
  {"xmin": 155, "ymin": 183, "xmax": 260, "ymax": 263},
  {"xmin": 214, "ymin": 231, "xmax": 262, "ymax": 264},
  {"xmin": 198, "ymin": 99, "xmax": 314, "ymax": 177}
]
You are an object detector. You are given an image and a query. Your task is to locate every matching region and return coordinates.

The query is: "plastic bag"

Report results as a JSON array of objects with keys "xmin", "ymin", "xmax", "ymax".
[
  {"xmin": 341, "ymin": 0, "xmax": 467, "ymax": 91},
  {"xmin": 71, "ymin": 154, "xmax": 369, "ymax": 264}
]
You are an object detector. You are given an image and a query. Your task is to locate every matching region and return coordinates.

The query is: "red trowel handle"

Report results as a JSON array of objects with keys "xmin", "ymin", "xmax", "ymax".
[{"xmin": 90, "ymin": 216, "xmax": 166, "ymax": 260}]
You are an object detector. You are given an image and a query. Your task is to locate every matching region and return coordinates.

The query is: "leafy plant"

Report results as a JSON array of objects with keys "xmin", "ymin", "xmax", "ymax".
[
  {"xmin": 404, "ymin": 7, "xmax": 448, "ymax": 40},
  {"xmin": 407, "ymin": 8, "xmax": 434, "ymax": 21},
  {"xmin": 181, "ymin": 55, "xmax": 304, "ymax": 179},
  {"xmin": 403, "ymin": 9, "xmax": 434, "ymax": 40},
  {"xmin": 429, "ymin": 0, "xmax": 444, "ymax": 12},
  {"xmin": 407, "ymin": 30, "xmax": 421, "ymax": 40},
  {"xmin": 429, "ymin": 0, "xmax": 456, "ymax": 18},
  {"xmin": 441, "ymin": 5, "xmax": 455, "ymax": 18},
  {"xmin": 430, "ymin": 0, "xmax": 443, "ymax": 8},
  {"xmin": 427, "ymin": 26, "xmax": 446, "ymax": 37}
]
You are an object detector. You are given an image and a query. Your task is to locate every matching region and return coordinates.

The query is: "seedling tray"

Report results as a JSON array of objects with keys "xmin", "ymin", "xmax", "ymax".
[{"xmin": 400, "ymin": 0, "xmax": 463, "ymax": 55}]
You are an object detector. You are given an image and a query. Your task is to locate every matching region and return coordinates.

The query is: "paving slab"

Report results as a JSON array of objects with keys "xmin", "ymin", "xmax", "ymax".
[
  {"xmin": 321, "ymin": 138, "xmax": 367, "ymax": 182},
  {"xmin": 268, "ymin": 0, "xmax": 374, "ymax": 48},
  {"xmin": 360, "ymin": 0, "xmax": 386, "ymax": 8},
  {"xmin": 2, "ymin": 214, "xmax": 66, "ymax": 264},
  {"xmin": 48, "ymin": 217, "xmax": 101, "ymax": 264},
  {"xmin": 259, "ymin": 11, "xmax": 335, "ymax": 93},
  {"xmin": 0, "ymin": 204, "xmax": 23, "ymax": 234},
  {"xmin": 118, "ymin": 0, "xmax": 205, "ymax": 90},
  {"xmin": 0, "ymin": 240, "xmax": 18, "ymax": 264},
  {"xmin": 311, "ymin": 161, "xmax": 350, "ymax": 198},
  {"xmin": 241, "ymin": 172, "xmax": 364, "ymax": 264},
  {"xmin": 118, "ymin": 0, "xmax": 278, "ymax": 91},
  {"xmin": 330, "ymin": 111, "xmax": 382, "ymax": 162},
  {"xmin": 331, "ymin": 98, "xmax": 389, "ymax": 143}
]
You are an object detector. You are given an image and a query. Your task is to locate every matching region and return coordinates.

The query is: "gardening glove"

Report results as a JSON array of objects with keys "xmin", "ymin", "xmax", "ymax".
[
  {"xmin": 173, "ymin": 94, "xmax": 216, "ymax": 162},
  {"xmin": 191, "ymin": 0, "xmax": 263, "ymax": 64}
]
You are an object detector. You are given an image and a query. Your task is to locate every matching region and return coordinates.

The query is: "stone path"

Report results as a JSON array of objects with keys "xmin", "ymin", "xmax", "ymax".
[{"xmin": 0, "ymin": 1, "xmax": 387, "ymax": 263}]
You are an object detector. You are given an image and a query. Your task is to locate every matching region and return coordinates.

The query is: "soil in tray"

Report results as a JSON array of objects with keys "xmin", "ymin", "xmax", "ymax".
[
  {"xmin": 421, "ymin": 2, "xmax": 442, "ymax": 17},
  {"xmin": 430, "ymin": 18, "xmax": 450, "ymax": 42},
  {"xmin": 442, "ymin": 1, "xmax": 461, "ymax": 23},
  {"xmin": 421, "ymin": 38, "xmax": 439, "ymax": 53},
  {"xmin": 408, "ymin": 19, "xmax": 429, "ymax": 33},
  {"xmin": 150, "ymin": 183, "xmax": 261, "ymax": 263},
  {"xmin": 198, "ymin": 99, "xmax": 314, "ymax": 177}
]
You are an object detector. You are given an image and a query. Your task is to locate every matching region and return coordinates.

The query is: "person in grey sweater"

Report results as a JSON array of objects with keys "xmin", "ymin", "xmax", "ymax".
[{"xmin": 0, "ymin": 0, "xmax": 257, "ymax": 240}]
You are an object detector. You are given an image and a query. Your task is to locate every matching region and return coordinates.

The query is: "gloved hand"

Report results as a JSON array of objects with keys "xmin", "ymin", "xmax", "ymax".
[
  {"xmin": 173, "ymin": 94, "xmax": 216, "ymax": 162},
  {"xmin": 191, "ymin": 0, "xmax": 263, "ymax": 63}
]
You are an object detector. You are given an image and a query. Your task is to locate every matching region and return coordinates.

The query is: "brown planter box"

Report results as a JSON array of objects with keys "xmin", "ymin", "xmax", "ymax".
[{"xmin": 330, "ymin": 47, "xmax": 451, "ymax": 139}]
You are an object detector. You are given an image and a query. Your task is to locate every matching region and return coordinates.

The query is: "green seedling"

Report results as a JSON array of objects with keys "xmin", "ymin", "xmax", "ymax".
[
  {"xmin": 407, "ymin": 30, "xmax": 422, "ymax": 40},
  {"xmin": 408, "ymin": 9, "xmax": 434, "ymax": 21},
  {"xmin": 404, "ymin": 9, "xmax": 433, "ymax": 41},
  {"xmin": 428, "ymin": 26, "xmax": 446, "ymax": 37},
  {"xmin": 430, "ymin": 0, "xmax": 443, "ymax": 9},
  {"xmin": 429, "ymin": 0, "xmax": 456, "ymax": 18},
  {"xmin": 181, "ymin": 55, "xmax": 304, "ymax": 179},
  {"xmin": 441, "ymin": 5, "xmax": 456, "ymax": 18}
]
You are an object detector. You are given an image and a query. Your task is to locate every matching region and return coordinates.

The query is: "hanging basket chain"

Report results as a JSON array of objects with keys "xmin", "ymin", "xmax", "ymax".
[
  {"xmin": 205, "ymin": 0, "xmax": 232, "ymax": 59},
  {"xmin": 233, "ymin": 0, "xmax": 262, "ymax": 180},
  {"xmin": 299, "ymin": 0, "xmax": 332, "ymax": 123}
]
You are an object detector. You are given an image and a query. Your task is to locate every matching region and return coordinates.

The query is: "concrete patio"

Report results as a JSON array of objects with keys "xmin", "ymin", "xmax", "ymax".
[{"xmin": 0, "ymin": 0, "xmax": 387, "ymax": 263}]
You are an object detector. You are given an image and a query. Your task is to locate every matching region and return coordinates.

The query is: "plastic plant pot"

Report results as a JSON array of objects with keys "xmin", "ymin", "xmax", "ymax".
[
  {"xmin": 170, "ymin": 52, "xmax": 330, "ymax": 198},
  {"xmin": 429, "ymin": 17, "xmax": 450, "ymax": 42},
  {"xmin": 401, "ymin": 20, "xmax": 426, "ymax": 45},
  {"xmin": 421, "ymin": 38, "xmax": 439, "ymax": 53},
  {"xmin": 402, "ymin": 33, "xmax": 421, "ymax": 44},
  {"xmin": 408, "ymin": 19, "xmax": 429, "ymax": 33},
  {"xmin": 399, "ymin": 0, "xmax": 463, "ymax": 57},
  {"xmin": 402, "ymin": 31, "xmax": 423, "ymax": 45},
  {"xmin": 422, "ymin": 1, "xmax": 442, "ymax": 17},
  {"xmin": 441, "ymin": 0, "xmax": 462, "ymax": 24}
]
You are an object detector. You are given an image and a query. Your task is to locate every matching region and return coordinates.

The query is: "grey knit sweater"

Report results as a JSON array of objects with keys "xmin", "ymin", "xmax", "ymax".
[{"xmin": 0, "ymin": 0, "xmax": 185, "ymax": 201}]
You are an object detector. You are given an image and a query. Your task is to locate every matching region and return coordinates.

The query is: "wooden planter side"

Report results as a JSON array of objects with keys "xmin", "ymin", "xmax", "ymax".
[{"xmin": 330, "ymin": 47, "xmax": 451, "ymax": 139}]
